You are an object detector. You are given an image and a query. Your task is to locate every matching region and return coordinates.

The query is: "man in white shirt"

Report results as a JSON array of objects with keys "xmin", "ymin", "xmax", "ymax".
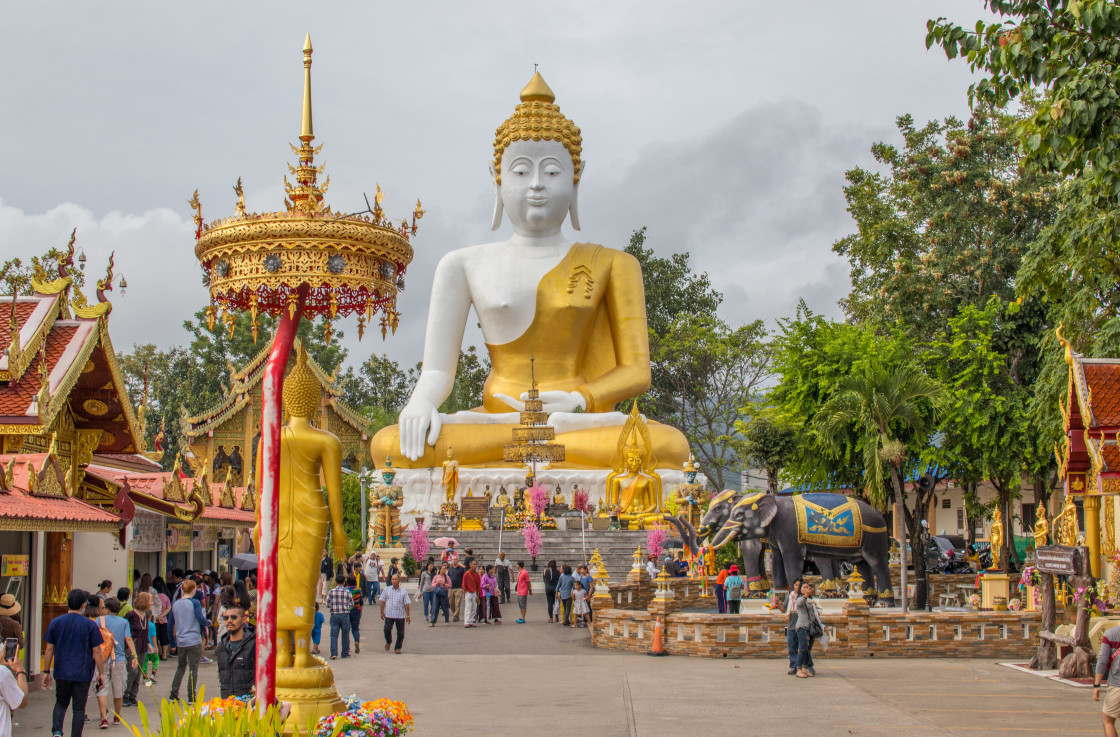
[
  {"xmin": 646, "ymin": 557, "xmax": 659, "ymax": 581},
  {"xmin": 0, "ymin": 652, "xmax": 28, "ymax": 737},
  {"xmin": 378, "ymin": 575, "xmax": 411, "ymax": 654},
  {"xmin": 363, "ymin": 553, "xmax": 382, "ymax": 605}
]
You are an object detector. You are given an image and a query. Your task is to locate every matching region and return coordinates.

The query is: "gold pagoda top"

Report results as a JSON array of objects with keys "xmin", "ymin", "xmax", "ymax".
[{"xmin": 503, "ymin": 357, "xmax": 565, "ymax": 468}]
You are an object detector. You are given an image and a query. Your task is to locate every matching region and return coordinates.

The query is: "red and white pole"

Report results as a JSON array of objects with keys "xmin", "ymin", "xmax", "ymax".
[{"xmin": 256, "ymin": 283, "xmax": 308, "ymax": 710}]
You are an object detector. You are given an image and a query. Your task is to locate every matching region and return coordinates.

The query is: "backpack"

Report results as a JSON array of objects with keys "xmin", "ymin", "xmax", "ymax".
[
  {"xmin": 727, "ymin": 578, "xmax": 743, "ymax": 600},
  {"xmin": 97, "ymin": 616, "xmax": 115, "ymax": 661}
]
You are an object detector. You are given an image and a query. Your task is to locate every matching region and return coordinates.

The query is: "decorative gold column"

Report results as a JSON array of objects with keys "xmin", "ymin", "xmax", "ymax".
[{"xmin": 1085, "ymin": 494, "xmax": 1102, "ymax": 578}]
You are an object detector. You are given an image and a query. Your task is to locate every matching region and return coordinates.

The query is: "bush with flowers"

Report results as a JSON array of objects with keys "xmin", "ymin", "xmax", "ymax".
[
  {"xmin": 314, "ymin": 698, "xmax": 413, "ymax": 737},
  {"xmin": 122, "ymin": 689, "xmax": 282, "ymax": 737}
]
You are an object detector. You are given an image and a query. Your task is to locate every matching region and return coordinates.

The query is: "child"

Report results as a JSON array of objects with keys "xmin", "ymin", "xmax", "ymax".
[
  {"xmin": 311, "ymin": 602, "xmax": 324, "ymax": 655},
  {"xmin": 572, "ymin": 581, "xmax": 590, "ymax": 627},
  {"xmin": 142, "ymin": 617, "xmax": 159, "ymax": 685}
]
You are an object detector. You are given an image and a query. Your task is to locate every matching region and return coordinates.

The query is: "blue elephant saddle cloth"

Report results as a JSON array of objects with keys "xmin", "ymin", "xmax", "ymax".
[{"xmin": 794, "ymin": 494, "xmax": 864, "ymax": 549}]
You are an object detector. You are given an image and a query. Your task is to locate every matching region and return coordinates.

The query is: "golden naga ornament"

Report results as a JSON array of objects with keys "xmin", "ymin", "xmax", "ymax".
[{"xmin": 193, "ymin": 34, "xmax": 422, "ymax": 342}]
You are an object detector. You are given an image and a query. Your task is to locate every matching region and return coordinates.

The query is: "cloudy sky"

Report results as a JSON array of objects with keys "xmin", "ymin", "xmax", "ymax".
[{"xmin": 1, "ymin": 1, "xmax": 992, "ymax": 368}]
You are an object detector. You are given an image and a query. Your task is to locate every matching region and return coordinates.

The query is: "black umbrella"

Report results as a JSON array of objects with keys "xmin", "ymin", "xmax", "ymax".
[{"xmin": 228, "ymin": 553, "xmax": 259, "ymax": 571}]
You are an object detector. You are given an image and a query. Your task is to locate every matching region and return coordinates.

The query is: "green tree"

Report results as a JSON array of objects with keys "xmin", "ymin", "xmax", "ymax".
[
  {"xmin": 734, "ymin": 413, "xmax": 800, "ymax": 494},
  {"xmin": 647, "ymin": 314, "xmax": 770, "ymax": 489},
  {"xmin": 929, "ymin": 298, "xmax": 1028, "ymax": 566},
  {"xmin": 767, "ymin": 302, "xmax": 913, "ymax": 493},
  {"xmin": 928, "ymin": 1, "xmax": 1120, "ymax": 201},
  {"xmin": 835, "ymin": 107, "xmax": 1055, "ymax": 332},
  {"xmin": 439, "ymin": 345, "xmax": 490, "ymax": 414},
  {"xmin": 816, "ymin": 363, "xmax": 942, "ymax": 609}
]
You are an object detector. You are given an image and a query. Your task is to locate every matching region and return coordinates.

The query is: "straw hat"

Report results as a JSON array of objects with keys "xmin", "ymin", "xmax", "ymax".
[{"xmin": 0, "ymin": 594, "xmax": 21, "ymax": 617}]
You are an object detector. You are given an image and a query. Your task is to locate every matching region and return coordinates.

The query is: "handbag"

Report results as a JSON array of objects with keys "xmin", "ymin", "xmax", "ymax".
[{"xmin": 808, "ymin": 603, "xmax": 824, "ymax": 639}]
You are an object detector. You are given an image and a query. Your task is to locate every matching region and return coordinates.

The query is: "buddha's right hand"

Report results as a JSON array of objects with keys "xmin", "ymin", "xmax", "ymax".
[{"xmin": 399, "ymin": 400, "xmax": 442, "ymax": 461}]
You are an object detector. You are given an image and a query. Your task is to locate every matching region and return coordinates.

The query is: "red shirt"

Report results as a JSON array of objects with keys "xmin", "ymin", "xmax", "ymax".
[
  {"xmin": 517, "ymin": 569, "xmax": 531, "ymax": 596},
  {"xmin": 462, "ymin": 570, "xmax": 481, "ymax": 594}
]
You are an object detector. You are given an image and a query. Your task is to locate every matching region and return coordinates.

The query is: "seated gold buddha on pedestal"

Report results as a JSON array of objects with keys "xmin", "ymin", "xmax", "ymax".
[
  {"xmin": 370, "ymin": 72, "xmax": 689, "ymax": 470},
  {"xmin": 605, "ymin": 405, "xmax": 665, "ymax": 529}
]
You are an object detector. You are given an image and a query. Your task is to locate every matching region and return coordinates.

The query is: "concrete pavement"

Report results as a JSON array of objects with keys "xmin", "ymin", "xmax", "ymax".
[{"xmin": 14, "ymin": 599, "xmax": 1103, "ymax": 736}]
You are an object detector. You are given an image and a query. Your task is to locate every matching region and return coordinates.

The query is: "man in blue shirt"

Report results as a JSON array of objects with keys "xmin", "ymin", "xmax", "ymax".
[
  {"xmin": 42, "ymin": 589, "xmax": 104, "ymax": 737},
  {"xmin": 577, "ymin": 565, "xmax": 595, "ymax": 622},
  {"xmin": 167, "ymin": 580, "xmax": 209, "ymax": 703},
  {"xmin": 556, "ymin": 566, "xmax": 575, "ymax": 626},
  {"xmin": 98, "ymin": 599, "xmax": 137, "ymax": 724}
]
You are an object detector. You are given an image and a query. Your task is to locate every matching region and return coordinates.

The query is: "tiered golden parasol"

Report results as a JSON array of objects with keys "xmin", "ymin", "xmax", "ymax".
[{"xmin": 503, "ymin": 357, "xmax": 565, "ymax": 479}]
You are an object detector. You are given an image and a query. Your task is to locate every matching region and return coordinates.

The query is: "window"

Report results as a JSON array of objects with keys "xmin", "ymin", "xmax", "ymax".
[
  {"xmin": 1021, "ymin": 503, "xmax": 1035, "ymax": 527},
  {"xmin": 956, "ymin": 507, "xmax": 964, "ymax": 530},
  {"xmin": 942, "ymin": 498, "xmax": 952, "ymax": 509}
]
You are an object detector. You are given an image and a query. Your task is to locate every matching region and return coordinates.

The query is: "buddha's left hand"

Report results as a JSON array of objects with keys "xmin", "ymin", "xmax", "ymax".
[{"xmin": 495, "ymin": 390, "xmax": 586, "ymax": 413}]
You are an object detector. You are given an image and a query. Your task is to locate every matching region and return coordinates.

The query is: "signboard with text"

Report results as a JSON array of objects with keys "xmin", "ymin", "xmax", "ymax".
[
  {"xmin": 1035, "ymin": 545, "xmax": 1077, "ymax": 576},
  {"xmin": 167, "ymin": 524, "xmax": 192, "ymax": 553},
  {"xmin": 1, "ymin": 556, "xmax": 28, "ymax": 577}
]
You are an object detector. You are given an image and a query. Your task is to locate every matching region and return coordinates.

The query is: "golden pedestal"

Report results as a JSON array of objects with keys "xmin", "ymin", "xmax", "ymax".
[
  {"xmin": 276, "ymin": 656, "xmax": 345, "ymax": 734},
  {"xmin": 980, "ymin": 573, "xmax": 1010, "ymax": 611}
]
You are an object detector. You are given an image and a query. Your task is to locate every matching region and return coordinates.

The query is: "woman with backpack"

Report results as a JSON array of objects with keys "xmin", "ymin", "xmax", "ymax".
[
  {"xmin": 784, "ymin": 577, "xmax": 808, "ymax": 675},
  {"xmin": 723, "ymin": 565, "xmax": 745, "ymax": 614},
  {"xmin": 794, "ymin": 582, "xmax": 823, "ymax": 679}
]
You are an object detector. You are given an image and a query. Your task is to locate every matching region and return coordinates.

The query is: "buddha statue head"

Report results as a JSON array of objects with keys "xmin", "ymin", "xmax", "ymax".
[
  {"xmin": 282, "ymin": 346, "xmax": 320, "ymax": 419},
  {"xmin": 491, "ymin": 71, "xmax": 583, "ymax": 233},
  {"xmin": 624, "ymin": 447, "xmax": 643, "ymax": 474}
]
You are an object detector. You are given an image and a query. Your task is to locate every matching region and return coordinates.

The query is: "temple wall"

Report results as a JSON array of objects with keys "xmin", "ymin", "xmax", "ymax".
[
  {"xmin": 591, "ymin": 605, "xmax": 1042, "ymax": 659},
  {"xmin": 72, "ymin": 531, "xmax": 129, "ymax": 594}
]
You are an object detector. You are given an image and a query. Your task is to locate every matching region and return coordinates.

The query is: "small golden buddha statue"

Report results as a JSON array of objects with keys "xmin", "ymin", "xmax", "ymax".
[
  {"xmin": 605, "ymin": 406, "xmax": 664, "ymax": 529},
  {"xmin": 258, "ymin": 347, "xmax": 345, "ymax": 723},
  {"xmin": 989, "ymin": 506, "xmax": 1003, "ymax": 570},
  {"xmin": 442, "ymin": 446, "xmax": 460, "ymax": 503},
  {"xmin": 553, "ymin": 485, "xmax": 566, "ymax": 505},
  {"xmin": 369, "ymin": 459, "xmax": 403, "ymax": 548},
  {"xmin": 1053, "ymin": 492, "xmax": 1078, "ymax": 546},
  {"xmin": 495, "ymin": 486, "xmax": 511, "ymax": 508},
  {"xmin": 1033, "ymin": 504, "xmax": 1050, "ymax": 549}
]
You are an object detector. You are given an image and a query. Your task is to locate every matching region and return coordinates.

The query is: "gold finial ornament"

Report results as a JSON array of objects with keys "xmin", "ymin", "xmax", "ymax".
[
  {"xmin": 301, "ymin": 33, "xmax": 314, "ymax": 141},
  {"xmin": 282, "ymin": 346, "xmax": 321, "ymax": 418},
  {"xmin": 493, "ymin": 70, "xmax": 582, "ymax": 184}
]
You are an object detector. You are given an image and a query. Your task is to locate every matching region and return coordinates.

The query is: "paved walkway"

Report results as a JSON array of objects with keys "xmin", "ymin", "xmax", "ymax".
[{"xmin": 15, "ymin": 600, "xmax": 1103, "ymax": 736}]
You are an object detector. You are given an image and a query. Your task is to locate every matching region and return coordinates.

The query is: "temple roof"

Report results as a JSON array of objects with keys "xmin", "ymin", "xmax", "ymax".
[
  {"xmin": 0, "ymin": 453, "xmax": 120, "ymax": 532},
  {"xmin": 180, "ymin": 337, "xmax": 369, "ymax": 439},
  {"xmin": 0, "ymin": 288, "xmax": 143, "ymax": 455}
]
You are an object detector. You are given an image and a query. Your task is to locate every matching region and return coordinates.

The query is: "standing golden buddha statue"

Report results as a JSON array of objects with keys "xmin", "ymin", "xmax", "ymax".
[
  {"xmin": 442, "ymin": 446, "xmax": 460, "ymax": 503},
  {"xmin": 1033, "ymin": 504, "xmax": 1050, "ymax": 550},
  {"xmin": 255, "ymin": 347, "xmax": 346, "ymax": 725},
  {"xmin": 369, "ymin": 460, "xmax": 404, "ymax": 547},
  {"xmin": 989, "ymin": 506, "xmax": 1004, "ymax": 570}
]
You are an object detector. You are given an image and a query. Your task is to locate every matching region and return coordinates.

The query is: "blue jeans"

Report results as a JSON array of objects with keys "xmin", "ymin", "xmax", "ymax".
[
  {"xmin": 430, "ymin": 590, "xmax": 450, "ymax": 623},
  {"xmin": 422, "ymin": 591, "xmax": 433, "ymax": 619},
  {"xmin": 330, "ymin": 612, "xmax": 351, "ymax": 657},
  {"xmin": 367, "ymin": 580, "xmax": 381, "ymax": 605},
  {"xmin": 795, "ymin": 628, "xmax": 815, "ymax": 668}
]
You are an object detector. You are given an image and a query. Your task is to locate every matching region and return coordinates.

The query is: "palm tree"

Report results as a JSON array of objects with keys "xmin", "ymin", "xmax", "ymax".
[{"xmin": 816, "ymin": 363, "xmax": 942, "ymax": 612}]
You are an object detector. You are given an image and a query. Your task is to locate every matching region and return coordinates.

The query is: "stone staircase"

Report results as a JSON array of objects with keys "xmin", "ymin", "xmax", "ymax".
[{"xmin": 406, "ymin": 529, "xmax": 649, "ymax": 578}]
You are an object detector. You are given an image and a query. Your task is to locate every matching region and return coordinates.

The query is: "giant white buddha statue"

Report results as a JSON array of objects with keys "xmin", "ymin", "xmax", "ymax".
[{"xmin": 371, "ymin": 72, "xmax": 689, "ymax": 471}]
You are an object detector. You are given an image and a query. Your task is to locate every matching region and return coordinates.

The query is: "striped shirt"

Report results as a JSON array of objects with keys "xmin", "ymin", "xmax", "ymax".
[
  {"xmin": 327, "ymin": 585, "xmax": 353, "ymax": 615},
  {"xmin": 379, "ymin": 585, "xmax": 411, "ymax": 619}
]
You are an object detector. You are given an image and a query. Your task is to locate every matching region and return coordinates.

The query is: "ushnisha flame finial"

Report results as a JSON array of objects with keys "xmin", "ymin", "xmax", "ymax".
[{"xmin": 301, "ymin": 33, "xmax": 313, "ymax": 143}]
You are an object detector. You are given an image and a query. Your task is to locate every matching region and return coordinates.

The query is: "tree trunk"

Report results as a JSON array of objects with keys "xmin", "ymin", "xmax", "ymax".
[
  {"xmin": 766, "ymin": 467, "xmax": 778, "ymax": 495},
  {"xmin": 890, "ymin": 466, "xmax": 908, "ymax": 613},
  {"xmin": 1029, "ymin": 571, "xmax": 1058, "ymax": 670}
]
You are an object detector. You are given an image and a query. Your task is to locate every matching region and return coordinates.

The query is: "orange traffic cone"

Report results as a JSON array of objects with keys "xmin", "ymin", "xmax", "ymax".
[{"xmin": 648, "ymin": 617, "xmax": 668, "ymax": 657}]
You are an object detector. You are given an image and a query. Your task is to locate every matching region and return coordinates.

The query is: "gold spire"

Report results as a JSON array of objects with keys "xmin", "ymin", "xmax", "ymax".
[
  {"xmin": 301, "ymin": 33, "xmax": 314, "ymax": 142},
  {"xmin": 520, "ymin": 71, "xmax": 555, "ymax": 103}
]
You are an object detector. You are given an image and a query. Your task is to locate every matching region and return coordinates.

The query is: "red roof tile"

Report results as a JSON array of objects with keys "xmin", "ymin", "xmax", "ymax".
[
  {"xmin": 0, "ymin": 302, "xmax": 39, "ymax": 347},
  {"xmin": 1104, "ymin": 445, "xmax": 1120, "ymax": 473},
  {"xmin": 0, "ymin": 455, "xmax": 119, "ymax": 530},
  {"xmin": 1084, "ymin": 362, "xmax": 1120, "ymax": 427},
  {"xmin": 0, "ymin": 324, "xmax": 80, "ymax": 416}
]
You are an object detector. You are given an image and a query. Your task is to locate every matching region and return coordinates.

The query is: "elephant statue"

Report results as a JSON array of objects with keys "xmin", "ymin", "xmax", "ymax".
[
  {"xmin": 711, "ymin": 491, "xmax": 893, "ymax": 605},
  {"xmin": 667, "ymin": 491, "xmax": 845, "ymax": 594},
  {"xmin": 667, "ymin": 491, "xmax": 770, "ymax": 589}
]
